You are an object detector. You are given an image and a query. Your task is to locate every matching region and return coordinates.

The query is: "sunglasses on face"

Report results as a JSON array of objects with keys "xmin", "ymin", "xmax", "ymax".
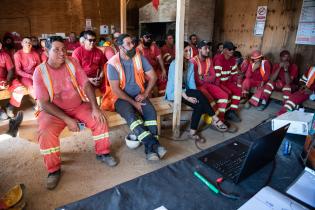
[
  {"xmin": 144, "ymin": 35, "xmax": 151, "ymax": 39},
  {"xmin": 87, "ymin": 39, "xmax": 96, "ymax": 43}
]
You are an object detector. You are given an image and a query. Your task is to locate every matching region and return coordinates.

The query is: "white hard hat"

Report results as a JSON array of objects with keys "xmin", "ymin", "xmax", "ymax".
[{"xmin": 125, "ymin": 134, "xmax": 140, "ymax": 149}]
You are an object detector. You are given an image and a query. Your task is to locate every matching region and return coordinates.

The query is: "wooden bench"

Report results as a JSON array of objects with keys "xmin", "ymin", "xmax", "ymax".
[
  {"xmin": 0, "ymin": 88, "xmax": 29, "ymax": 100},
  {"xmin": 9, "ymin": 97, "xmax": 189, "ymax": 142},
  {"xmin": 270, "ymin": 91, "xmax": 315, "ymax": 109}
]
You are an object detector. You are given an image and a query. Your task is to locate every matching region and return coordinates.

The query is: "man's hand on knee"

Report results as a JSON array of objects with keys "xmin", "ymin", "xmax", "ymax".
[
  {"xmin": 64, "ymin": 117, "xmax": 80, "ymax": 132},
  {"xmin": 91, "ymin": 107, "xmax": 107, "ymax": 124}
]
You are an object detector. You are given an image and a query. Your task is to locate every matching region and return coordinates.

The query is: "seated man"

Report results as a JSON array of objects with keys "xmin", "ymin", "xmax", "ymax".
[
  {"xmin": 33, "ymin": 36, "xmax": 117, "ymax": 190},
  {"xmin": 251, "ymin": 50, "xmax": 298, "ymax": 110},
  {"xmin": 213, "ymin": 41, "xmax": 242, "ymax": 123},
  {"xmin": 189, "ymin": 34, "xmax": 199, "ymax": 57},
  {"xmin": 241, "ymin": 50, "xmax": 271, "ymax": 109},
  {"xmin": 161, "ymin": 33, "xmax": 175, "ymax": 72},
  {"xmin": 0, "ymin": 41, "xmax": 22, "ymax": 121},
  {"xmin": 13, "ymin": 37, "xmax": 41, "ymax": 98},
  {"xmin": 72, "ymin": 30, "xmax": 106, "ymax": 90},
  {"xmin": 277, "ymin": 65, "xmax": 315, "ymax": 115},
  {"xmin": 64, "ymin": 32, "xmax": 80, "ymax": 55},
  {"xmin": 102, "ymin": 34, "xmax": 167, "ymax": 161},
  {"xmin": 137, "ymin": 32, "xmax": 167, "ymax": 96}
]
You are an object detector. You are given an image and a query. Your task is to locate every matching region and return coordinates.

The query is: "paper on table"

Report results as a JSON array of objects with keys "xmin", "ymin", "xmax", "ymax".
[
  {"xmin": 238, "ymin": 186, "xmax": 309, "ymax": 210},
  {"xmin": 287, "ymin": 167, "xmax": 315, "ymax": 208}
]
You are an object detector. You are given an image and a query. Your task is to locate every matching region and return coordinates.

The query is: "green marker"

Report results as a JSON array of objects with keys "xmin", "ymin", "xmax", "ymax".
[{"xmin": 194, "ymin": 171, "xmax": 219, "ymax": 194}]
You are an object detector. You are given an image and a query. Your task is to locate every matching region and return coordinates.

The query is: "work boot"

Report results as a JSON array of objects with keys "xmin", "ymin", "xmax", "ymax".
[
  {"xmin": 257, "ymin": 100, "xmax": 268, "ymax": 111},
  {"xmin": 7, "ymin": 111, "xmax": 23, "ymax": 137},
  {"xmin": 5, "ymin": 104, "xmax": 14, "ymax": 118},
  {"xmin": 46, "ymin": 169, "xmax": 61, "ymax": 190},
  {"xmin": 244, "ymin": 101, "xmax": 251, "ymax": 109},
  {"xmin": 226, "ymin": 110, "xmax": 241, "ymax": 122},
  {"xmin": 96, "ymin": 154, "xmax": 118, "ymax": 167},
  {"xmin": 225, "ymin": 121, "xmax": 238, "ymax": 133},
  {"xmin": 156, "ymin": 145, "xmax": 167, "ymax": 159},
  {"xmin": 146, "ymin": 152, "xmax": 160, "ymax": 161},
  {"xmin": 0, "ymin": 109, "xmax": 8, "ymax": 121}
]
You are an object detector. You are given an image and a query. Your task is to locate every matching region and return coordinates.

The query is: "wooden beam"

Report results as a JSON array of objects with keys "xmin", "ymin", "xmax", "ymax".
[
  {"xmin": 120, "ymin": 0, "xmax": 127, "ymax": 33},
  {"xmin": 172, "ymin": 0, "xmax": 186, "ymax": 137}
]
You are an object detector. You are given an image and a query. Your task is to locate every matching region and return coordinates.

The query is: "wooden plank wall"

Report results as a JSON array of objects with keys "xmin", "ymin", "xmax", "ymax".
[
  {"xmin": 214, "ymin": 0, "xmax": 315, "ymax": 74},
  {"xmin": 0, "ymin": 0, "xmax": 120, "ymax": 37}
]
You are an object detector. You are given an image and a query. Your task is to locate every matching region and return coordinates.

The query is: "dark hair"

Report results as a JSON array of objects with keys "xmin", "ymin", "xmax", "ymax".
[
  {"xmin": 189, "ymin": 34, "xmax": 197, "ymax": 40},
  {"xmin": 116, "ymin": 34, "xmax": 131, "ymax": 46},
  {"xmin": 216, "ymin": 42, "xmax": 223, "ymax": 49},
  {"xmin": 184, "ymin": 41, "xmax": 189, "ymax": 48},
  {"xmin": 79, "ymin": 31, "xmax": 85, "ymax": 38},
  {"xmin": 84, "ymin": 30, "xmax": 96, "ymax": 38},
  {"xmin": 45, "ymin": 36, "xmax": 64, "ymax": 50}
]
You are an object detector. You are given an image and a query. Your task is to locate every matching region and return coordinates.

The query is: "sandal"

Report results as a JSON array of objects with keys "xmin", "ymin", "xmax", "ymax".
[
  {"xmin": 188, "ymin": 133, "xmax": 206, "ymax": 143},
  {"xmin": 210, "ymin": 119, "xmax": 228, "ymax": 132}
]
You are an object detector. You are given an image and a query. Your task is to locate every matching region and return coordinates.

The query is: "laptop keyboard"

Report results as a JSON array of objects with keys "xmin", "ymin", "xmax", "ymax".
[{"xmin": 212, "ymin": 151, "xmax": 247, "ymax": 181}]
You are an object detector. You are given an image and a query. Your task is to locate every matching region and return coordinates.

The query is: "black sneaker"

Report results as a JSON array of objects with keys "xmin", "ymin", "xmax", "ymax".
[
  {"xmin": 96, "ymin": 154, "xmax": 118, "ymax": 167},
  {"xmin": 46, "ymin": 169, "xmax": 61, "ymax": 190},
  {"xmin": 226, "ymin": 110, "xmax": 241, "ymax": 122},
  {"xmin": 7, "ymin": 111, "xmax": 23, "ymax": 137}
]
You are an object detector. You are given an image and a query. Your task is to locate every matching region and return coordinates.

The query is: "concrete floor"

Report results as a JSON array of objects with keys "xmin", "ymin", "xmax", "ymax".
[{"xmin": 0, "ymin": 101, "xmax": 282, "ymax": 210}]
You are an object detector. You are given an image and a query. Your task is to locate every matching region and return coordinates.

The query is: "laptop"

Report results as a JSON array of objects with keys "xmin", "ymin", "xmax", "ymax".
[{"xmin": 199, "ymin": 124, "xmax": 290, "ymax": 183}]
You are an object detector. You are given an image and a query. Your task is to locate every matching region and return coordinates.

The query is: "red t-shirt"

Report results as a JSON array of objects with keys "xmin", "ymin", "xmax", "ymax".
[
  {"xmin": 190, "ymin": 56, "xmax": 215, "ymax": 87},
  {"xmin": 161, "ymin": 44, "xmax": 175, "ymax": 65},
  {"xmin": 33, "ymin": 57, "xmax": 88, "ymax": 110},
  {"xmin": 137, "ymin": 43, "xmax": 161, "ymax": 70},
  {"xmin": 213, "ymin": 54, "xmax": 237, "ymax": 83},
  {"xmin": 0, "ymin": 50, "xmax": 14, "ymax": 81},
  {"xmin": 13, "ymin": 49, "xmax": 41, "ymax": 79},
  {"xmin": 72, "ymin": 46, "xmax": 106, "ymax": 78},
  {"xmin": 65, "ymin": 41, "xmax": 80, "ymax": 54},
  {"xmin": 190, "ymin": 44, "xmax": 198, "ymax": 57},
  {"xmin": 272, "ymin": 63, "xmax": 298, "ymax": 83}
]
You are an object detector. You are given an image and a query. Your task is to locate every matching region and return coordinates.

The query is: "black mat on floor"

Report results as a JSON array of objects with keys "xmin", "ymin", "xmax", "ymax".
[{"xmin": 56, "ymin": 122, "xmax": 306, "ymax": 210}]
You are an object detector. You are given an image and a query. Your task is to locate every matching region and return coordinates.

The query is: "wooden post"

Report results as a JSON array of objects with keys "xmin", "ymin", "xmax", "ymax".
[
  {"xmin": 120, "ymin": 0, "xmax": 127, "ymax": 33},
  {"xmin": 172, "ymin": 0, "xmax": 186, "ymax": 137}
]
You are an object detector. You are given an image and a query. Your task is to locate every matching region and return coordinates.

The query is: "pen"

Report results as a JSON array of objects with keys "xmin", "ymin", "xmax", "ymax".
[{"xmin": 194, "ymin": 171, "xmax": 219, "ymax": 194}]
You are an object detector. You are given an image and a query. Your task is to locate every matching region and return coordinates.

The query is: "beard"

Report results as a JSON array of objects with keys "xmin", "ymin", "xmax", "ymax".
[{"xmin": 143, "ymin": 40, "xmax": 152, "ymax": 47}]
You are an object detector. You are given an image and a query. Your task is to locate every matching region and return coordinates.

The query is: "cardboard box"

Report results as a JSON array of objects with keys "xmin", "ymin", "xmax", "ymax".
[{"xmin": 271, "ymin": 110, "xmax": 314, "ymax": 136}]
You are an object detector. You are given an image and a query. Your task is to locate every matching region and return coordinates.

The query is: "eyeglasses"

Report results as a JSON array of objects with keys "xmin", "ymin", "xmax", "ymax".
[{"xmin": 87, "ymin": 39, "xmax": 96, "ymax": 43}]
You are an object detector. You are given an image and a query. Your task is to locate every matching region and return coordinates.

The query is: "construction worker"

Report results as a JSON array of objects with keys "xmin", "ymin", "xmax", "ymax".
[
  {"xmin": 13, "ymin": 37, "xmax": 41, "ymax": 99},
  {"xmin": 72, "ymin": 30, "xmax": 106, "ymax": 90},
  {"xmin": 161, "ymin": 33, "xmax": 175, "ymax": 72},
  {"xmin": 241, "ymin": 50, "xmax": 272, "ymax": 109},
  {"xmin": 189, "ymin": 34, "xmax": 199, "ymax": 57},
  {"xmin": 213, "ymin": 42, "xmax": 223, "ymax": 63},
  {"xmin": 137, "ymin": 32, "xmax": 167, "ymax": 96},
  {"xmin": 277, "ymin": 65, "xmax": 315, "ymax": 115},
  {"xmin": 64, "ymin": 32, "xmax": 80, "ymax": 55},
  {"xmin": 0, "ymin": 40, "xmax": 16, "ymax": 119},
  {"xmin": 165, "ymin": 41, "xmax": 228, "ymax": 141},
  {"xmin": 33, "ymin": 36, "xmax": 116, "ymax": 190},
  {"xmin": 251, "ymin": 50, "xmax": 299, "ymax": 110},
  {"xmin": 102, "ymin": 34, "xmax": 167, "ymax": 161},
  {"xmin": 213, "ymin": 41, "xmax": 242, "ymax": 123}
]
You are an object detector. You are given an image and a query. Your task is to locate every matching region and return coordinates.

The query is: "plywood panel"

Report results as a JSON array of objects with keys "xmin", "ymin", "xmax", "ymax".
[{"xmin": 214, "ymin": 0, "xmax": 315, "ymax": 74}]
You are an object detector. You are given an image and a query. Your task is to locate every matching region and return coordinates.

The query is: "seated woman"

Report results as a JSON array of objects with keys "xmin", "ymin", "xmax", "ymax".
[{"xmin": 165, "ymin": 42, "xmax": 228, "ymax": 141}]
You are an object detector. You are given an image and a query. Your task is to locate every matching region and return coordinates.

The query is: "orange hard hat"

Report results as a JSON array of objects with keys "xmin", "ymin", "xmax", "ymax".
[{"xmin": 251, "ymin": 50, "xmax": 263, "ymax": 60}]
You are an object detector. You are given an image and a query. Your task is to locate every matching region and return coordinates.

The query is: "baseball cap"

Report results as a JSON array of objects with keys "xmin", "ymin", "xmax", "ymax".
[{"xmin": 223, "ymin": 41, "xmax": 236, "ymax": 50}]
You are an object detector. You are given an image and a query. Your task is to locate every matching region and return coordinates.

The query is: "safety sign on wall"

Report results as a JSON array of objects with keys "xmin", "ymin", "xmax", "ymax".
[
  {"xmin": 296, "ymin": 0, "xmax": 315, "ymax": 45},
  {"xmin": 254, "ymin": 6, "xmax": 268, "ymax": 36}
]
